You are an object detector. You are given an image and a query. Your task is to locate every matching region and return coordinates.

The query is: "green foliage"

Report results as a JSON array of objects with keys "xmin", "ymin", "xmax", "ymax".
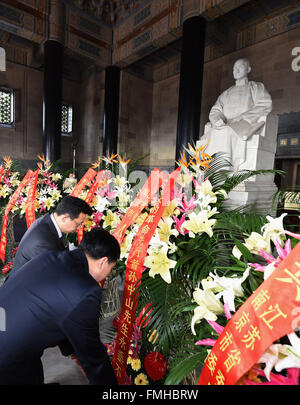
[{"xmin": 133, "ymin": 153, "xmax": 282, "ymax": 384}]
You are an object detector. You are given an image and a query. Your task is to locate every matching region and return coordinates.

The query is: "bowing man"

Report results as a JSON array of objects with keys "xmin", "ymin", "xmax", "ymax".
[
  {"xmin": 10, "ymin": 195, "xmax": 93, "ymax": 274},
  {"xmin": 0, "ymin": 228, "xmax": 120, "ymax": 385}
]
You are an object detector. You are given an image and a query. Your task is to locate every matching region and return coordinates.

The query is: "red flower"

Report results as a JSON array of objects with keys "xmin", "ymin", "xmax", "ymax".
[
  {"xmin": 2, "ymin": 261, "xmax": 13, "ymax": 274},
  {"xmin": 144, "ymin": 351, "xmax": 167, "ymax": 381}
]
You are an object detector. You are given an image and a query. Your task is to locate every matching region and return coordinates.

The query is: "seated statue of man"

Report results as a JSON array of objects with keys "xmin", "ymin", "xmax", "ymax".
[{"xmin": 199, "ymin": 58, "xmax": 272, "ymax": 171}]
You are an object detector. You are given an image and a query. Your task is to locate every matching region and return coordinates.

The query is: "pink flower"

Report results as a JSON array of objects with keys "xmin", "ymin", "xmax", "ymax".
[
  {"xmin": 224, "ymin": 303, "xmax": 232, "ymax": 320},
  {"xmin": 104, "ymin": 339, "xmax": 116, "ymax": 356},
  {"xmin": 196, "ymin": 338, "xmax": 217, "ymax": 347},
  {"xmin": 106, "ymin": 190, "xmax": 118, "ymax": 199},
  {"xmin": 97, "ymin": 185, "xmax": 109, "ymax": 198},
  {"xmin": 174, "ymin": 185, "xmax": 184, "ymax": 203},
  {"xmin": 195, "ymin": 319, "xmax": 228, "ymax": 347},
  {"xmin": 173, "ymin": 215, "xmax": 188, "ymax": 235},
  {"xmin": 249, "ymin": 238, "xmax": 292, "ymax": 276},
  {"xmin": 93, "ymin": 212, "xmax": 103, "ymax": 225},
  {"xmin": 178, "ymin": 195, "xmax": 197, "ymax": 214},
  {"xmin": 124, "ymin": 372, "xmax": 132, "ymax": 385},
  {"xmin": 207, "ymin": 320, "xmax": 224, "ymax": 335}
]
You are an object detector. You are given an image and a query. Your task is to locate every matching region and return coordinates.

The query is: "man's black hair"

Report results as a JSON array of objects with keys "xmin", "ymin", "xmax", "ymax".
[
  {"xmin": 55, "ymin": 196, "xmax": 93, "ymax": 219},
  {"xmin": 80, "ymin": 228, "xmax": 120, "ymax": 263}
]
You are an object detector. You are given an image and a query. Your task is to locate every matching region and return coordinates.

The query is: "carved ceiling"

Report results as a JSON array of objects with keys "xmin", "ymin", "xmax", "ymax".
[
  {"xmin": 67, "ymin": 0, "xmax": 142, "ymax": 25},
  {"xmin": 0, "ymin": 0, "xmax": 299, "ymax": 80},
  {"xmin": 127, "ymin": 0, "xmax": 300, "ymax": 81}
]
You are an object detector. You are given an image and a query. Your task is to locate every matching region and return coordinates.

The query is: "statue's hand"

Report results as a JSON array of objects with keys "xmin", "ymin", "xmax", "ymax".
[{"xmin": 213, "ymin": 118, "xmax": 226, "ymax": 127}]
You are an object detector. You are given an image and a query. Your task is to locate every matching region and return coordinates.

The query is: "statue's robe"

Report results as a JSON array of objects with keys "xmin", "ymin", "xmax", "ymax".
[{"xmin": 200, "ymin": 81, "xmax": 272, "ymax": 171}]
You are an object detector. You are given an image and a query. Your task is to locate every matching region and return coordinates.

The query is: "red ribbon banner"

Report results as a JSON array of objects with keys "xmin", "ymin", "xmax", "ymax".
[
  {"xmin": 99, "ymin": 169, "xmax": 167, "ymax": 289},
  {"xmin": 112, "ymin": 167, "xmax": 181, "ymax": 384},
  {"xmin": 198, "ymin": 241, "xmax": 300, "ymax": 385},
  {"xmin": 77, "ymin": 170, "xmax": 105, "ymax": 244},
  {"xmin": 113, "ymin": 168, "xmax": 168, "ymax": 245},
  {"xmin": 25, "ymin": 169, "xmax": 39, "ymax": 229},
  {"xmin": 0, "ymin": 170, "xmax": 34, "ymax": 262},
  {"xmin": 0, "ymin": 166, "xmax": 4, "ymax": 184},
  {"xmin": 70, "ymin": 168, "xmax": 97, "ymax": 198}
]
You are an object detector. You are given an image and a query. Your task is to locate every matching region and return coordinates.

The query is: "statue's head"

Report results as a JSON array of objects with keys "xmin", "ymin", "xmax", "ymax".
[{"xmin": 233, "ymin": 58, "xmax": 251, "ymax": 80}]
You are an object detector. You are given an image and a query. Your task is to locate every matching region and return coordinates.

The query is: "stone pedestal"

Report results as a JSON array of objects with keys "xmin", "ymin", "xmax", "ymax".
[{"xmin": 223, "ymin": 181, "xmax": 278, "ymax": 216}]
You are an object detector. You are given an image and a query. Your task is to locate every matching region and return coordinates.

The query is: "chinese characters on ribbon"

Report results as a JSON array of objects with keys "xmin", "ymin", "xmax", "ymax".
[
  {"xmin": 198, "ymin": 241, "xmax": 300, "ymax": 385},
  {"xmin": 112, "ymin": 168, "xmax": 180, "ymax": 383}
]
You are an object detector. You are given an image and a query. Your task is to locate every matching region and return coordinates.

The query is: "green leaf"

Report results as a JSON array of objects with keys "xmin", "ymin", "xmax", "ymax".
[
  {"xmin": 164, "ymin": 353, "xmax": 204, "ymax": 385},
  {"xmin": 232, "ymin": 237, "xmax": 255, "ymax": 262}
]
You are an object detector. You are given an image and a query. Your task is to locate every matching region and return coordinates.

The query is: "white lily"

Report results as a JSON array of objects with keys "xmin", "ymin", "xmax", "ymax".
[
  {"xmin": 102, "ymin": 209, "xmax": 121, "ymax": 229},
  {"xmin": 183, "ymin": 208, "xmax": 217, "ymax": 238},
  {"xmin": 191, "ymin": 288, "xmax": 224, "ymax": 335},
  {"xmin": 195, "ymin": 179, "xmax": 218, "ymax": 205},
  {"xmin": 258, "ymin": 343, "xmax": 288, "ymax": 381},
  {"xmin": 157, "ymin": 217, "xmax": 179, "ymax": 243},
  {"xmin": 113, "ymin": 175, "xmax": 128, "ymax": 188},
  {"xmin": 120, "ymin": 232, "xmax": 135, "ymax": 260},
  {"xmin": 275, "ymin": 332, "xmax": 300, "ymax": 372},
  {"xmin": 144, "ymin": 250, "xmax": 177, "ymax": 284},
  {"xmin": 261, "ymin": 213, "xmax": 287, "ymax": 246},
  {"xmin": 201, "ymin": 267, "xmax": 250, "ymax": 312},
  {"xmin": 232, "ymin": 231, "xmax": 270, "ymax": 259},
  {"xmin": 96, "ymin": 196, "xmax": 110, "ymax": 213}
]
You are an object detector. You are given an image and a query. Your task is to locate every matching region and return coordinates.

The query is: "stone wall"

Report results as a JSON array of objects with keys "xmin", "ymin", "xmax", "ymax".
[
  {"xmin": 150, "ymin": 74, "xmax": 179, "ymax": 168},
  {"xmin": 200, "ymin": 26, "xmax": 300, "ymax": 136},
  {"xmin": 1, "ymin": 25, "xmax": 300, "ymax": 171},
  {"xmin": 0, "ymin": 62, "xmax": 43, "ymax": 163},
  {"xmin": 144, "ymin": 25, "xmax": 300, "ymax": 169},
  {"xmin": 0, "ymin": 61, "xmax": 106, "ymax": 167}
]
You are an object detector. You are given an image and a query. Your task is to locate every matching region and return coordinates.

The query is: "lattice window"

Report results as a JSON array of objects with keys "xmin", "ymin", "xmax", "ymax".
[
  {"xmin": 61, "ymin": 104, "xmax": 73, "ymax": 135},
  {"xmin": 0, "ymin": 88, "xmax": 14, "ymax": 126}
]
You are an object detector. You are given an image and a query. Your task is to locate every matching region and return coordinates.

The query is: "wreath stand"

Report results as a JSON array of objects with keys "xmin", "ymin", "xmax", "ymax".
[{"xmin": 100, "ymin": 277, "xmax": 121, "ymax": 318}]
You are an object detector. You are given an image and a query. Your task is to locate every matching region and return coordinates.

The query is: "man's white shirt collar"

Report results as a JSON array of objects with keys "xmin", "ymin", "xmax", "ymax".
[{"xmin": 50, "ymin": 213, "xmax": 63, "ymax": 239}]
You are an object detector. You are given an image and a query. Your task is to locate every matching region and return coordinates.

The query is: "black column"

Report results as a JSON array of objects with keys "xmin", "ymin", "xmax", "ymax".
[
  {"xmin": 43, "ymin": 40, "xmax": 63, "ymax": 162},
  {"xmin": 175, "ymin": 16, "xmax": 206, "ymax": 163},
  {"xmin": 103, "ymin": 66, "xmax": 120, "ymax": 156}
]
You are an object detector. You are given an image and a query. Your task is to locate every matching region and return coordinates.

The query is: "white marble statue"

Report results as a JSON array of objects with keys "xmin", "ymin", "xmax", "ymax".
[{"xmin": 199, "ymin": 58, "xmax": 272, "ymax": 171}]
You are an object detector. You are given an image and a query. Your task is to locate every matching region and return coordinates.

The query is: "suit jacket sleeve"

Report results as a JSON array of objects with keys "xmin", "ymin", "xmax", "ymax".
[{"xmin": 60, "ymin": 288, "xmax": 118, "ymax": 385}]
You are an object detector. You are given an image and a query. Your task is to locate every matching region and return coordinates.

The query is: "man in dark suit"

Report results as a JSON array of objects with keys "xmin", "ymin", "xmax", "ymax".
[
  {"xmin": 11, "ymin": 195, "xmax": 93, "ymax": 274},
  {"xmin": 0, "ymin": 228, "xmax": 120, "ymax": 385}
]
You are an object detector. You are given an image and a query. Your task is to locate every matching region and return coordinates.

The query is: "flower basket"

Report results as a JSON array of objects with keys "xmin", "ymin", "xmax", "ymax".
[{"xmin": 100, "ymin": 278, "xmax": 121, "ymax": 319}]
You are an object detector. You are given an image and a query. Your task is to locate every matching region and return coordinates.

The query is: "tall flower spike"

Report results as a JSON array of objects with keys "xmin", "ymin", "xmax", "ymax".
[
  {"xmin": 91, "ymin": 156, "xmax": 102, "ymax": 169},
  {"xmin": 37, "ymin": 154, "xmax": 46, "ymax": 162},
  {"xmin": 103, "ymin": 153, "xmax": 118, "ymax": 165},
  {"xmin": 118, "ymin": 153, "xmax": 131, "ymax": 166},
  {"xmin": 178, "ymin": 151, "xmax": 191, "ymax": 169},
  {"xmin": 3, "ymin": 156, "xmax": 12, "ymax": 168}
]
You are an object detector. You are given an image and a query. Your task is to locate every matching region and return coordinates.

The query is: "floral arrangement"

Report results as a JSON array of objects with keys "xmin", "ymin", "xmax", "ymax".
[
  {"xmin": 9, "ymin": 154, "xmax": 63, "ymax": 217},
  {"xmin": 0, "ymin": 156, "xmax": 21, "ymax": 210},
  {"xmin": 0, "ymin": 147, "xmax": 299, "ymax": 385},
  {"xmin": 192, "ymin": 212, "xmax": 300, "ymax": 385},
  {"xmin": 120, "ymin": 145, "xmax": 300, "ymax": 386}
]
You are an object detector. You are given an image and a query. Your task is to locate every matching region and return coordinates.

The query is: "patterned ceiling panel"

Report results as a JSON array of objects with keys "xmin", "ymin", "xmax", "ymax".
[{"xmin": 66, "ymin": 0, "xmax": 143, "ymax": 25}]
